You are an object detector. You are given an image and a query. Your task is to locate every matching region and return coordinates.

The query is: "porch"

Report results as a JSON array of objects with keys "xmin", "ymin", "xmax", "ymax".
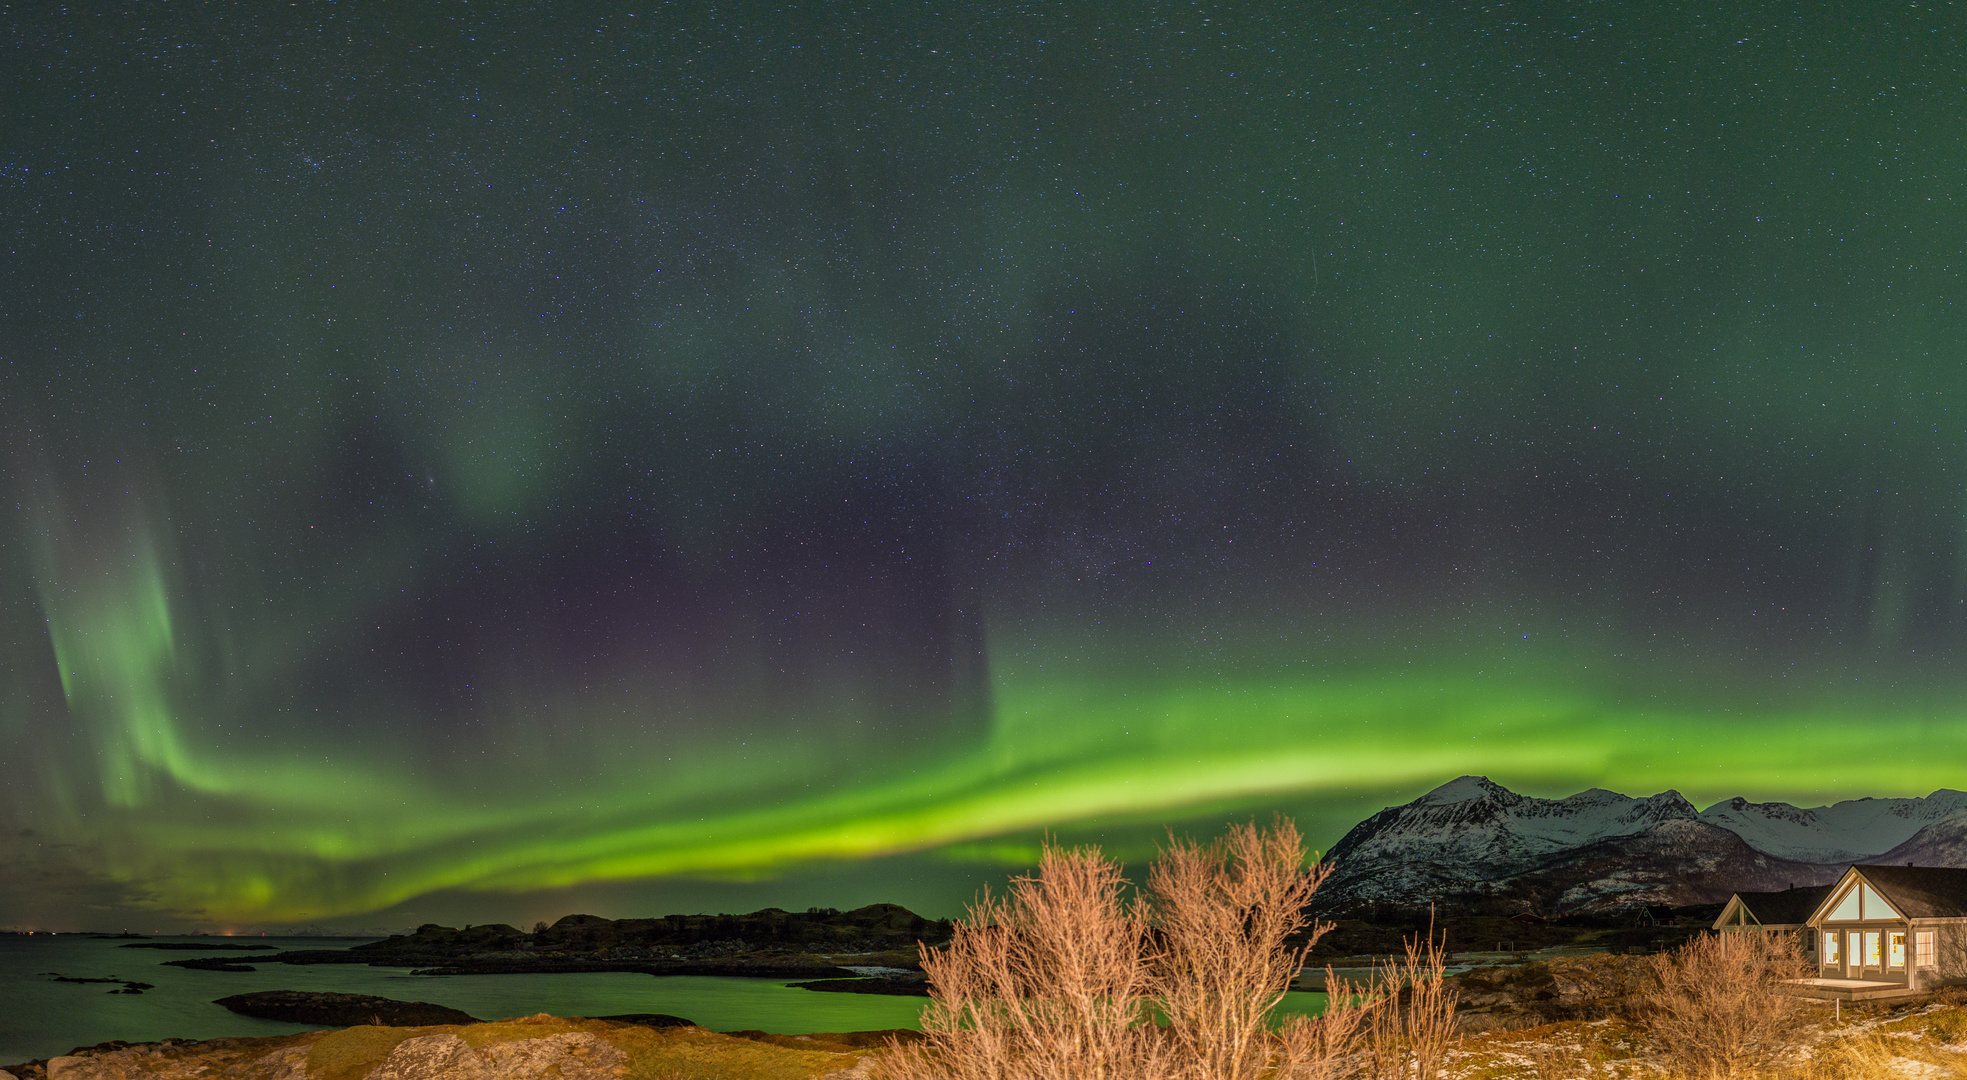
[{"xmin": 1782, "ymin": 977, "xmax": 1926, "ymax": 1003}]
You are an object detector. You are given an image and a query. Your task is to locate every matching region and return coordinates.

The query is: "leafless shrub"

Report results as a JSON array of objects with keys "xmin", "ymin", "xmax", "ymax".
[
  {"xmin": 1275, "ymin": 966, "xmax": 1373, "ymax": 1080},
  {"xmin": 1149, "ymin": 817, "xmax": 1331, "ymax": 1080},
  {"xmin": 875, "ymin": 819, "xmax": 1449, "ymax": 1080},
  {"xmin": 1640, "ymin": 929, "xmax": 1809, "ymax": 1080},
  {"xmin": 1359, "ymin": 921, "xmax": 1459, "ymax": 1080},
  {"xmin": 870, "ymin": 844, "xmax": 1167, "ymax": 1080}
]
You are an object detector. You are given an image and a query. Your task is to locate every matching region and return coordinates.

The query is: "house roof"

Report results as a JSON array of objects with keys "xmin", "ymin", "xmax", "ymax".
[
  {"xmin": 1732, "ymin": 884, "xmax": 1834, "ymax": 926},
  {"xmin": 1846, "ymin": 865, "xmax": 1967, "ymax": 919}
]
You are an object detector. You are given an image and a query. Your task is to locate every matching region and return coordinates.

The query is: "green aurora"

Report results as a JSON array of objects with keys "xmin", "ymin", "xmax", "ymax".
[{"xmin": 4, "ymin": 2, "xmax": 1966, "ymax": 927}]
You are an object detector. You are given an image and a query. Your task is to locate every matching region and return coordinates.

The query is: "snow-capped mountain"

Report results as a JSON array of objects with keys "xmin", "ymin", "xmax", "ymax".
[
  {"xmin": 1696, "ymin": 790, "xmax": 1967, "ymax": 863},
  {"xmin": 1316, "ymin": 776, "xmax": 1967, "ymax": 914},
  {"xmin": 1876, "ymin": 818, "xmax": 1967, "ymax": 869}
]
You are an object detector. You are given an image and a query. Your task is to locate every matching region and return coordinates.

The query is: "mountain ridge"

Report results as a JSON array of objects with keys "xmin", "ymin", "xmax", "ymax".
[{"xmin": 1316, "ymin": 776, "xmax": 1967, "ymax": 914}]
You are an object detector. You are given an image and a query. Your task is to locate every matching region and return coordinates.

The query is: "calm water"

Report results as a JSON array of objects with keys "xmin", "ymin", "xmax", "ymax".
[{"xmin": 0, "ymin": 935, "xmax": 1325, "ymax": 1064}]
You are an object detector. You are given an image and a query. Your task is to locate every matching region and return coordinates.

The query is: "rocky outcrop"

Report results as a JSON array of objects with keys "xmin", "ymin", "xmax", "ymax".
[
  {"xmin": 0, "ymin": 1015, "xmax": 879, "ymax": 1080},
  {"xmin": 163, "ymin": 957, "xmax": 256, "ymax": 971},
  {"xmin": 792, "ymin": 973, "xmax": 932, "ymax": 996},
  {"xmin": 592, "ymin": 1013, "xmax": 696, "ymax": 1028},
  {"xmin": 405, "ymin": 957, "xmax": 857, "ymax": 978},
  {"xmin": 213, "ymin": 991, "xmax": 480, "ymax": 1027},
  {"xmin": 1449, "ymin": 953, "xmax": 1656, "ymax": 1033},
  {"xmin": 364, "ymin": 1031, "xmax": 627, "ymax": 1080}
]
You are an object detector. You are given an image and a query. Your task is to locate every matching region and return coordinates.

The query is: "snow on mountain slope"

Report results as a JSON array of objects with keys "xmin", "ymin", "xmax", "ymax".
[
  {"xmin": 1326, "ymin": 775, "xmax": 1697, "ymax": 870},
  {"xmin": 1318, "ymin": 776, "xmax": 1702, "ymax": 908},
  {"xmin": 1876, "ymin": 817, "xmax": 1967, "ymax": 869},
  {"xmin": 1697, "ymin": 789, "xmax": 1967, "ymax": 863}
]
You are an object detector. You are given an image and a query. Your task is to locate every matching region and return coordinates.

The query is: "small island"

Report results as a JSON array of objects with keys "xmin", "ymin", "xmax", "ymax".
[{"xmin": 247, "ymin": 904, "xmax": 951, "ymax": 979}]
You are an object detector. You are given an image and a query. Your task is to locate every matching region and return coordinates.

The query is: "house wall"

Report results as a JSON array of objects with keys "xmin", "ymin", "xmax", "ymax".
[
  {"xmin": 1922, "ymin": 918, "xmax": 1967, "ymax": 989},
  {"xmin": 1732, "ymin": 924, "xmax": 1814, "ymax": 959}
]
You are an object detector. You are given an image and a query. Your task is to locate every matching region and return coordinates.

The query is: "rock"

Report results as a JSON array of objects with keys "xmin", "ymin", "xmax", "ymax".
[
  {"xmin": 214, "ymin": 990, "xmax": 480, "ymax": 1026},
  {"xmin": 364, "ymin": 1034, "xmax": 489, "ymax": 1080},
  {"xmin": 1448, "ymin": 952, "xmax": 1655, "ymax": 1033},
  {"xmin": 362, "ymin": 1031, "xmax": 628, "ymax": 1080},
  {"xmin": 792, "ymin": 974, "xmax": 932, "ymax": 996},
  {"xmin": 479, "ymin": 1032, "xmax": 626, "ymax": 1079},
  {"xmin": 6, "ymin": 1016, "xmax": 879, "ymax": 1079},
  {"xmin": 163, "ymin": 957, "xmax": 256, "ymax": 971},
  {"xmin": 594, "ymin": 1013, "xmax": 696, "ymax": 1028}
]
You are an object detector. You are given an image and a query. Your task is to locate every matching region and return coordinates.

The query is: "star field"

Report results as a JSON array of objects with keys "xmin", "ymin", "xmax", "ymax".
[{"xmin": 4, "ymin": 2, "xmax": 1965, "ymax": 928}]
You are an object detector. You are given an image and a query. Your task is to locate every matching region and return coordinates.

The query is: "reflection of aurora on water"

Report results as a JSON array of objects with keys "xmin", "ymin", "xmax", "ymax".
[{"xmin": 6, "ymin": 2, "xmax": 1966, "ymax": 927}]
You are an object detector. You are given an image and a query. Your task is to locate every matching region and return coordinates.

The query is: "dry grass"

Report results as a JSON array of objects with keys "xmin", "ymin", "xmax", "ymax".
[
  {"xmin": 1516, "ymin": 1033, "xmax": 1584, "ymax": 1080},
  {"xmin": 1876, "ymin": 1003, "xmax": 1967, "ymax": 1045},
  {"xmin": 1355, "ymin": 924, "xmax": 1458, "ymax": 1080},
  {"xmin": 1448, "ymin": 1018, "xmax": 1652, "ymax": 1080},
  {"xmin": 26, "ymin": 1017, "xmax": 869, "ymax": 1080},
  {"xmin": 1638, "ymin": 931, "xmax": 1809, "ymax": 1080},
  {"xmin": 1790, "ymin": 1027, "xmax": 1967, "ymax": 1080}
]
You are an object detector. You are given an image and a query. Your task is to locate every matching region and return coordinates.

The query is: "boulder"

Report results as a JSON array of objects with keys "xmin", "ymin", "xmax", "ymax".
[{"xmin": 1449, "ymin": 953, "xmax": 1655, "ymax": 1033}]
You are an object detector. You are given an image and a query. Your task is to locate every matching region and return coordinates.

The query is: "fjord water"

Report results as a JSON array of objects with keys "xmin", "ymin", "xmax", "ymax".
[
  {"xmin": 0, "ymin": 935, "xmax": 921, "ymax": 1062},
  {"xmin": 0, "ymin": 935, "xmax": 1327, "ymax": 1063}
]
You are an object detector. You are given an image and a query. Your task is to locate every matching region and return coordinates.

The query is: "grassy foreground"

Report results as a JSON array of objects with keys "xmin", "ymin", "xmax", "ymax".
[
  {"xmin": 1, "ymin": 1015, "xmax": 901, "ymax": 1080},
  {"xmin": 1447, "ymin": 998, "xmax": 1967, "ymax": 1079},
  {"xmin": 11, "ymin": 1000, "xmax": 1967, "ymax": 1080}
]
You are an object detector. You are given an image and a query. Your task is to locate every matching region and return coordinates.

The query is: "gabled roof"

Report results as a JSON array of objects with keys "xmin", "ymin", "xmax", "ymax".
[
  {"xmin": 1726, "ymin": 884, "xmax": 1833, "ymax": 926},
  {"xmin": 1846, "ymin": 865, "xmax": 1967, "ymax": 919}
]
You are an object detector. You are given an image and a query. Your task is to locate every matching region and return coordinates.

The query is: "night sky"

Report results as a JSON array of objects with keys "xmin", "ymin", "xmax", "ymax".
[{"xmin": 5, "ymin": 2, "xmax": 1966, "ymax": 930}]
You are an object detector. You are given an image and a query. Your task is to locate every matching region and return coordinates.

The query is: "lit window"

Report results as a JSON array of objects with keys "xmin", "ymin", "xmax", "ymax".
[
  {"xmin": 1918, "ymin": 931, "xmax": 1936, "ymax": 968},
  {"xmin": 1824, "ymin": 932, "xmax": 1840, "ymax": 964},
  {"xmin": 1865, "ymin": 931, "xmax": 1882, "ymax": 968},
  {"xmin": 1889, "ymin": 932, "xmax": 1906, "ymax": 969}
]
